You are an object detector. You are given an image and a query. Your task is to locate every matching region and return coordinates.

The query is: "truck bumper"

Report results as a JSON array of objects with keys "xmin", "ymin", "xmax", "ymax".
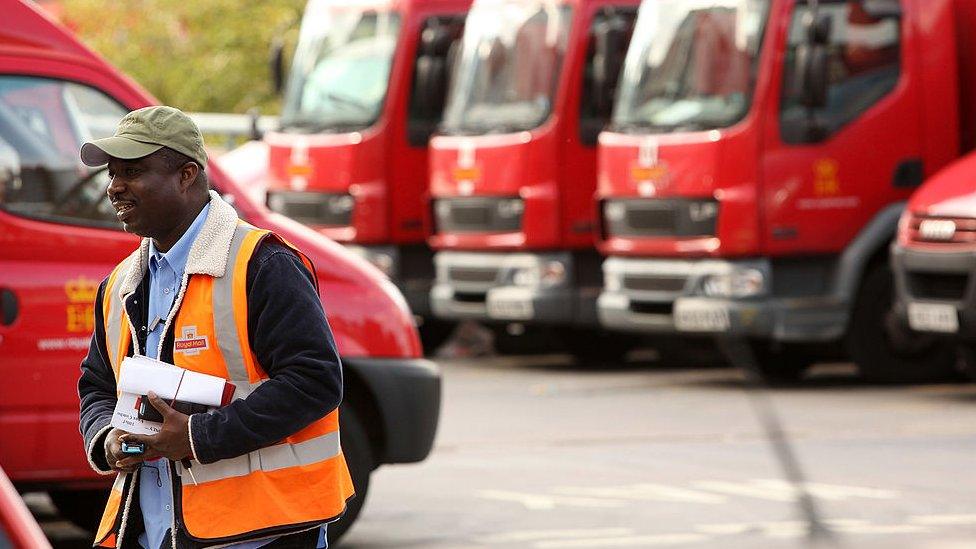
[
  {"xmin": 345, "ymin": 244, "xmax": 435, "ymax": 318},
  {"xmin": 599, "ymin": 257, "xmax": 847, "ymax": 342},
  {"xmin": 891, "ymin": 244, "xmax": 976, "ymax": 340},
  {"xmin": 429, "ymin": 251, "xmax": 599, "ymax": 326},
  {"xmin": 342, "ymin": 357, "xmax": 440, "ymax": 464}
]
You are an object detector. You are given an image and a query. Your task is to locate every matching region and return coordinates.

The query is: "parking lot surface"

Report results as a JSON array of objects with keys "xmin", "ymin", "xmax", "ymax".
[{"xmin": 32, "ymin": 353, "xmax": 976, "ymax": 548}]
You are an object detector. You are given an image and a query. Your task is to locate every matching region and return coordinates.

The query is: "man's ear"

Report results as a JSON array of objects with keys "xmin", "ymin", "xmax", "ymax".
[{"xmin": 179, "ymin": 162, "xmax": 200, "ymax": 192}]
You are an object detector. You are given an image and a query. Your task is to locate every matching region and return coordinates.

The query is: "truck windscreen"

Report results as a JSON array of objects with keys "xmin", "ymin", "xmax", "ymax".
[
  {"xmin": 441, "ymin": 2, "xmax": 572, "ymax": 134},
  {"xmin": 612, "ymin": 0, "xmax": 769, "ymax": 133},
  {"xmin": 280, "ymin": 5, "xmax": 401, "ymax": 132}
]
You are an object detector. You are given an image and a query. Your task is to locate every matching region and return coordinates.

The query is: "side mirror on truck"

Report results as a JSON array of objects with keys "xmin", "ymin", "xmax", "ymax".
[
  {"xmin": 270, "ymin": 36, "xmax": 286, "ymax": 96},
  {"xmin": 414, "ymin": 25, "xmax": 454, "ymax": 118},
  {"xmin": 592, "ymin": 15, "xmax": 631, "ymax": 117},
  {"xmin": 795, "ymin": 11, "xmax": 831, "ymax": 110}
]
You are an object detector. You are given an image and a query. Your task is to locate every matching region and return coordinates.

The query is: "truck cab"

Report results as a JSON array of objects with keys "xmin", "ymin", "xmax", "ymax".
[
  {"xmin": 257, "ymin": 0, "xmax": 470, "ymax": 352},
  {"xmin": 596, "ymin": 0, "xmax": 975, "ymax": 382},
  {"xmin": 427, "ymin": 0, "xmax": 637, "ymax": 353},
  {"xmin": 0, "ymin": 1, "xmax": 440, "ymax": 543}
]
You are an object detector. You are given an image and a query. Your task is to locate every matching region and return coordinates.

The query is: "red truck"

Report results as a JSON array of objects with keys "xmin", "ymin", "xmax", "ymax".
[
  {"xmin": 427, "ymin": 0, "xmax": 639, "ymax": 355},
  {"xmin": 0, "ymin": 1, "xmax": 440, "ymax": 543},
  {"xmin": 243, "ymin": 0, "xmax": 471, "ymax": 352},
  {"xmin": 595, "ymin": 0, "xmax": 976, "ymax": 382}
]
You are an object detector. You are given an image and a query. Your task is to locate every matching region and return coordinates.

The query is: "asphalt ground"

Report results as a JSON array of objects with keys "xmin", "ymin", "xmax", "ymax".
[{"xmin": 28, "ymin": 352, "xmax": 976, "ymax": 549}]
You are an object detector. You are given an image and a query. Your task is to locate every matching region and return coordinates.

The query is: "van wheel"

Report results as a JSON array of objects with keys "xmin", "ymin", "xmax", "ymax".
[
  {"xmin": 328, "ymin": 406, "xmax": 374, "ymax": 545},
  {"xmin": 849, "ymin": 264, "xmax": 958, "ymax": 383},
  {"xmin": 419, "ymin": 319, "xmax": 455, "ymax": 356},
  {"xmin": 49, "ymin": 489, "xmax": 109, "ymax": 533}
]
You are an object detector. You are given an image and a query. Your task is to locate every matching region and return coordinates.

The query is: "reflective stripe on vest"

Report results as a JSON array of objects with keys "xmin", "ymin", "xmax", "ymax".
[{"xmin": 99, "ymin": 222, "xmax": 353, "ymax": 542}]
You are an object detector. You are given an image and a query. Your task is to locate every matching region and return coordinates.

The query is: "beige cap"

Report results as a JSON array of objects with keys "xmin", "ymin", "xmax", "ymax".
[{"xmin": 80, "ymin": 106, "xmax": 207, "ymax": 168}]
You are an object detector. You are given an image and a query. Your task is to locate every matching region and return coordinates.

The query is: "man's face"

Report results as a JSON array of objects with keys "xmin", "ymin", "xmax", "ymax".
[{"xmin": 106, "ymin": 153, "xmax": 187, "ymax": 241}]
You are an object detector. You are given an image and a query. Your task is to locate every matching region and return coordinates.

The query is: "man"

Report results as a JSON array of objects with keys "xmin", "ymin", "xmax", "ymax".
[{"xmin": 77, "ymin": 106, "xmax": 353, "ymax": 549}]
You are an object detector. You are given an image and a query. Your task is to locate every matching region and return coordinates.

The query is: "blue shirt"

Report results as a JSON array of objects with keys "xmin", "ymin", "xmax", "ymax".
[{"xmin": 137, "ymin": 202, "xmax": 326, "ymax": 549}]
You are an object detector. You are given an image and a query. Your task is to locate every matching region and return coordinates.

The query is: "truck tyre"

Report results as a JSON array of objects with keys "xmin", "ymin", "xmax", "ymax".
[
  {"xmin": 745, "ymin": 341, "xmax": 811, "ymax": 385},
  {"xmin": 849, "ymin": 264, "xmax": 958, "ymax": 383},
  {"xmin": 558, "ymin": 328, "xmax": 636, "ymax": 364},
  {"xmin": 49, "ymin": 488, "xmax": 109, "ymax": 533},
  {"xmin": 328, "ymin": 406, "xmax": 373, "ymax": 545},
  {"xmin": 419, "ymin": 319, "xmax": 456, "ymax": 356}
]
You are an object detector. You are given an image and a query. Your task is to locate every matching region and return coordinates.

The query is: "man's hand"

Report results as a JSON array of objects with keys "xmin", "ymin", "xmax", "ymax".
[
  {"xmin": 117, "ymin": 392, "xmax": 193, "ymax": 468},
  {"xmin": 104, "ymin": 428, "xmax": 141, "ymax": 473}
]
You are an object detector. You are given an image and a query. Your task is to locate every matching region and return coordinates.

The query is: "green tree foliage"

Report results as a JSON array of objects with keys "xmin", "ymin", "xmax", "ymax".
[{"xmin": 62, "ymin": 0, "xmax": 306, "ymax": 114}]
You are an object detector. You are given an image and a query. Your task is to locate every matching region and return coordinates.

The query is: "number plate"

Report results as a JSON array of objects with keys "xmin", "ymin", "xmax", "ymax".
[
  {"xmin": 674, "ymin": 303, "xmax": 731, "ymax": 332},
  {"xmin": 907, "ymin": 302, "xmax": 958, "ymax": 333},
  {"xmin": 487, "ymin": 296, "xmax": 534, "ymax": 320}
]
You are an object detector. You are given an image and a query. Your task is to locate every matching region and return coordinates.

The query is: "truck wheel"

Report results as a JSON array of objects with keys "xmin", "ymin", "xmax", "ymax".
[
  {"xmin": 745, "ymin": 341, "xmax": 811, "ymax": 385},
  {"xmin": 328, "ymin": 406, "xmax": 374, "ymax": 545},
  {"xmin": 558, "ymin": 328, "xmax": 637, "ymax": 364},
  {"xmin": 849, "ymin": 264, "xmax": 958, "ymax": 383},
  {"xmin": 419, "ymin": 319, "xmax": 456, "ymax": 356},
  {"xmin": 49, "ymin": 488, "xmax": 109, "ymax": 533}
]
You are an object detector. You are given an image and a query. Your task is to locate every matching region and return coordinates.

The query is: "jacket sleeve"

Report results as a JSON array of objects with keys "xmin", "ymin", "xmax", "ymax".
[
  {"xmin": 78, "ymin": 279, "xmax": 118, "ymax": 475},
  {"xmin": 188, "ymin": 241, "xmax": 343, "ymax": 464}
]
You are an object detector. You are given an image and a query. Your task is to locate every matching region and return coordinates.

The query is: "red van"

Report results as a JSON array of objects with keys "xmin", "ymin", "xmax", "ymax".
[{"xmin": 0, "ymin": 1, "xmax": 440, "ymax": 543}]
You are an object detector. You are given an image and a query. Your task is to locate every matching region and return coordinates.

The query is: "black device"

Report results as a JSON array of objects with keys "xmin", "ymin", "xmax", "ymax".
[
  {"xmin": 121, "ymin": 441, "xmax": 145, "ymax": 455},
  {"xmin": 137, "ymin": 395, "xmax": 210, "ymax": 423}
]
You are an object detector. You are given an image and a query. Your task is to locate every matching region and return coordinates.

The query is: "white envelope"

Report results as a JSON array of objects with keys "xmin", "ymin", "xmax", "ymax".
[{"xmin": 111, "ymin": 356, "xmax": 233, "ymax": 435}]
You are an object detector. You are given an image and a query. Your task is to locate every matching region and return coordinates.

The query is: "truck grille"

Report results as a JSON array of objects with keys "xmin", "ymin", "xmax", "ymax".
[
  {"xmin": 907, "ymin": 272, "xmax": 969, "ymax": 300},
  {"xmin": 448, "ymin": 267, "xmax": 499, "ymax": 284},
  {"xmin": 267, "ymin": 191, "xmax": 353, "ymax": 226},
  {"xmin": 623, "ymin": 275, "xmax": 687, "ymax": 293},
  {"xmin": 907, "ymin": 214, "xmax": 976, "ymax": 245},
  {"xmin": 434, "ymin": 197, "xmax": 523, "ymax": 233},
  {"xmin": 603, "ymin": 198, "xmax": 718, "ymax": 238}
]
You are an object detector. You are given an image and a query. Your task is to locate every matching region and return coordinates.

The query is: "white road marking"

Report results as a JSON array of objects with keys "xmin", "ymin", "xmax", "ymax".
[
  {"xmin": 476, "ymin": 490, "xmax": 625, "ymax": 510},
  {"xmin": 534, "ymin": 533, "xmax": 710, "ymax": 548},
  {"xmin": 552, "ymin": 484, "xmax": 727, "ymax": 504},
  {"xmin": 479, "ymin": 528, "xmax": 634, "ymax": 543},
  {"xmin": 910, "ymin": 514, "xmax": 976, "ymax": 526},
  {"xmin": 691, "ymin": 479, "xmax": 898, "ymax": 502}
]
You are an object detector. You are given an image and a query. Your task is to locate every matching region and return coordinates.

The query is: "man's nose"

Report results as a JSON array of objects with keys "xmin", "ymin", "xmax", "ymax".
[{"xmin": 106, "ymin": 174, "xmax": 123, "ymax": 197}]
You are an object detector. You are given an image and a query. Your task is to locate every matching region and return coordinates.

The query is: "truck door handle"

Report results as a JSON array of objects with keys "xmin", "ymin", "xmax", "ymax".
[{"xmin": 1, "ymin": 288, "xmax": 18, "ymax": 326}]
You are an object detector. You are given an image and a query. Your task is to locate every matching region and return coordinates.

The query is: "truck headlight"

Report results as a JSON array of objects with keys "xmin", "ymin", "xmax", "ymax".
[
  {"xmin": 327, "ymin": 194, "xmax": 355, "ymax": 215},
  {"xmin": 267, "ymin": 193, "xmax": 286, "ymax": 213},
  {"xmin": 604, "ymin": 201, "xmax": 626, "ymax": 222},
  {"xmin": 701, "ymin": 268, "xmax": 765, "ymax": 298},
  {"xmin": 496, "ymin": 198, "xmax": 524, "ymax": 219},
  {"xmin": 513, "ymin": 260, "xmax": 566, "ymax": 288},
  {"xmin": 345, "ymin": 245, "xmax": 396, "ymax": 278},
  {"xmin": 604, "ymin": 273, "xmax": 622, "ymax": 293}
]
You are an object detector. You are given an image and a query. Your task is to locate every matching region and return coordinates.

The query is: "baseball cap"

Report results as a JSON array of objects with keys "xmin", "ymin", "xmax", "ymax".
[{"xmin": 80, "ymin": 106, "xmax": 208, "ymax": 168}]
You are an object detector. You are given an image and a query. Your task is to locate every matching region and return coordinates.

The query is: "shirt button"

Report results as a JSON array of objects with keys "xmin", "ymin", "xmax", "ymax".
[
  {"xmin": 163, "ymin": 288, "xmax": 170, "ymax": 294},
  {"xmin": 165, "ymin": 505, "xmax": 171, "ymax": 511}
]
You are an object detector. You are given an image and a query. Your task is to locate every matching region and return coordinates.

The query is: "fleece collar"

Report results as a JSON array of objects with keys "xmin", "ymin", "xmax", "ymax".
[{"xmin": 117, "ymin": 190, "xmax": 239, "ymax": 299}]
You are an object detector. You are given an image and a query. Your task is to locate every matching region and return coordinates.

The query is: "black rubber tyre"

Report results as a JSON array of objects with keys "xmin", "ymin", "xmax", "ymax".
[
  {"xmin": 490, "ymin": 326, "xmax": 555, "ymax": 355},
  {"xmin": 418, "ymin": 318, "xmax": 456, "ymax": 356},
  {"xmin": 328, "ymin": 406, "xmax": 374, "ymax": 545},
  {"xmin": 849, "ymin": 264, "xmax": 958, "ymax": 384},
  {"xmin": 745, "ymin": 341, "xmax": 812, "ymax": 385},
  {"xmin": 49, "ymin": 488, "xmax": 109, "ymax": 533},
  {"xmin": 558, "ymin": 328, "xmax": 637, "ymax": 364}
]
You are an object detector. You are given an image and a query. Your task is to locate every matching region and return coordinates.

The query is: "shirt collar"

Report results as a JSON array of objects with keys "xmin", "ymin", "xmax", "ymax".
[{"xmin": 148, "ymin": 201, "xmax": 211, "ymax": 278}]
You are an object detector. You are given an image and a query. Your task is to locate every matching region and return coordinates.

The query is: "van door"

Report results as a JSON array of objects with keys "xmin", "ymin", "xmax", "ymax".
[{"xmin": 0, "ymin": 74, "xmax": 135, "ymax": 484}]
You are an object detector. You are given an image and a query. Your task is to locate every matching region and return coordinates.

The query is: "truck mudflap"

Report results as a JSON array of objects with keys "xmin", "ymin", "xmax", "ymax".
[
  {"xmin": 598, "ymin": 257, "xmax": 848, "ymax": 342},
  {"xmin": 429, "ymin": 251, "xmax": 599, "ymax": 325},
  {"xmin": 341, "ymin": 357, "xmax": 441, "ymax": 464}
]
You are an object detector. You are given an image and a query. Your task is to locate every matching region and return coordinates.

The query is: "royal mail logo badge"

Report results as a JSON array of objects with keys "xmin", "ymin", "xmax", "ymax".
[{"xmin": 174, "ymin": 326, "xmax": 209, "ymax": 356}]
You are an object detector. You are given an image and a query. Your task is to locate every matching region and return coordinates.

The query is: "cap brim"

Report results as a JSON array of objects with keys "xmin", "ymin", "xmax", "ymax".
[{"xmin": 80, "ymin": 137, "xmax": 164, "ymax": 167}]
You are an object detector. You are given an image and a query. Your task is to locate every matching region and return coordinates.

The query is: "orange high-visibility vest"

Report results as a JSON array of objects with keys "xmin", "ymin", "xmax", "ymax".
[{"xmin": 94, "ymin": 222, "xmax": 354, "ymax": 547}]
